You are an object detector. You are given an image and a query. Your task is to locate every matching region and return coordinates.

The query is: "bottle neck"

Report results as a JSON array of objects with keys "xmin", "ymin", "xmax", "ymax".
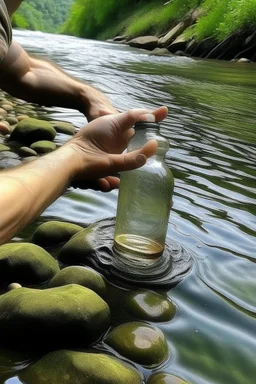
[{"xmin": 128, "ymin": 122, "xmax": 169, "ymax": 157}]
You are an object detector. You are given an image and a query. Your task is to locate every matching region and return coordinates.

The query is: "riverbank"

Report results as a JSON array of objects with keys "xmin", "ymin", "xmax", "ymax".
[
  {"xmin": 62, "ymin": 0, "xmax": 256, "ymax": 63},
  {"xmin": 108, "ymin": 9, "xmax": 255, "ymax": 63}
]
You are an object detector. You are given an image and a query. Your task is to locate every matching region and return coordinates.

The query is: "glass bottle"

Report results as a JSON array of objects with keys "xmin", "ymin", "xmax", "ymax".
[{"xmin": 113, "ymin": 121, "xmax": 174, "ymax": 267}]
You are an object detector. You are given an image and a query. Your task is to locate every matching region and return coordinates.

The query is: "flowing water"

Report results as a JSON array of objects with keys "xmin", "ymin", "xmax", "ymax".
[{"xmin": 3, "ymin": 29, "xmax": 256, "ymax": 384}]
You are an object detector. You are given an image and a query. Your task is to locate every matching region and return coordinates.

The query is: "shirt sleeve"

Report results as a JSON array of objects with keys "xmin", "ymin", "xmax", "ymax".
[{"xmin": 0, "ymin": 0, "xmax": 12, "ymax": 61}]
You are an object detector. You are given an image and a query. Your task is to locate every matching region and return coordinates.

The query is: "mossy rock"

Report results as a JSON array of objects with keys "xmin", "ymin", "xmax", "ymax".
[
  {"xmin": 32, "ymin": 221, "xmax": 84, "ymax": 247},
  {"xmin": 0, "ymin": 243, "xmax": 59, "ymax": 285},
  {"xmin": 147, "ymin": 372, "xmax": 190, "ymax": 384},
  {"xmin": 51, "ymin": 121, "xmax": 75, "ymax": 135},
  {"xmin": 0, "ymin": 284, "xmax": 110, "ymax": 346},
  {"xmin": 5, "ymin": 116, "xmax": 18, "ymax": 125},
  {"xmin": 48, "ymin": 266, "xmax": 107, "ymax": 297},
  {"xmin": 0, "ymin": 144, "xmax": 10, "ymax": 151},
  {"xmin": 122, "ymin": 290, "xmax": 176, "ymax": 322},
  {"xmin": 19, "ymin": 146, "xmax": 38, "ymax": 157},
  {"xmin": 10, "ymin": 118, "xmax": 56, "ymax": 145},
  {"xmin": 58, "ymin": 223, "xmax": 100, "ymax": 265},
  {"xmin": 105, "ymin": 322, "xmax": 169, "ymax": 367},
  {"xmin": 30, "ymin": 140, "xmax": 56, "ymax": 153},
  {"xmin": 19, "ymin": 350, "xmax": 142, "ymax": 384}
]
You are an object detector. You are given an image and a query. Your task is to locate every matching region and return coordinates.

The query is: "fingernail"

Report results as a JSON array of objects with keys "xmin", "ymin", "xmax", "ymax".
[
  {"xmin": 139, "ymin": 114, "xmax": 155, "ymax": 122},
  {"xmin": 136, "ymin": 154, "xmax": 146, "ymax": 166}
]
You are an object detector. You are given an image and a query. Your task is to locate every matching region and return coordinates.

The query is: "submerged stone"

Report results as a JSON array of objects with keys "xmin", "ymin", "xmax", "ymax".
[
  {"xmin": 0, "ymin": 243, "xmax": 59, "ymax": 285},
  {"xmin": 32, "ymin": 220, "xmax": 84, "ymax": 247},
  {"xmin": 105, "ymin": 322, "xmax": 169, "ymax": 367},
  {"xmin": 0, "ymin": 144, "xmax": 10, "ymax": 151},
  {"xmin": 48, "ymin": 266, "xmax": 107, "ymax": 297},
  {"xmin": 19, "ymin": 350, "xmax": 141, "ymax": 384},
  {"xmin": 51, "ymin": 121, "xmax": 75, "ymax": 135},
  {"xmin": 147, "ymin": 372, "xmax": 190, "ymax": 384},
  {"xmin": 10, "ymin": 118, "xmax": 56, "ymax": 145},
  {"xmin": 0, "ymin": 284, "xmax": 110, "ymax": 346},
  {"xmin": 122, "ymin": 290, "xmax": 176, "ymax": 322}
]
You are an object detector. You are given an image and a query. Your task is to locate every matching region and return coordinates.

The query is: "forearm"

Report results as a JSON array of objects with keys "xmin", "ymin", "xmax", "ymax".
[
  {"xmin": 0, "ymin": 41, "xmax": 116, "ymax": 119},
  {"xmin": 0, "ymin": 145, "xmax": 78, "ymax": 245}
]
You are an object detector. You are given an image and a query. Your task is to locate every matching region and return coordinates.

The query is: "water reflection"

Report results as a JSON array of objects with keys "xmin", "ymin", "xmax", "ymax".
[{"xmin": 8, "ymin": 29, "xmax": 256, "ymax": 384}]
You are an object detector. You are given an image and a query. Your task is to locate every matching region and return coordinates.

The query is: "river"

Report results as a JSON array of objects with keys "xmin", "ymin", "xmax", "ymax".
[{"xmin": 4, "ymin": 29, "xmax": 256, "ymax": 384}]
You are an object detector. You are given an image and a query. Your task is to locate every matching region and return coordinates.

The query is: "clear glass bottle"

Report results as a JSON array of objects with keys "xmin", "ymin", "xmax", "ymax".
[{"xmin": 113, "ymin": 121, "xmax": 174, "ymax": 266}]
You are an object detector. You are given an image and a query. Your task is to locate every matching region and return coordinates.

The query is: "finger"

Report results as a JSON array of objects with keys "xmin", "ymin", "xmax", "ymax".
[
  {"xmin": 110, "ymin": 106, "xmax": 168, "ymax": 133},
  {"xmin": 108, "ymin": 139, "xmax": 158, "ymax": 173},
  {"xmin": 98, "ymin": 176, "xmax": 120, "ymax": 191}
]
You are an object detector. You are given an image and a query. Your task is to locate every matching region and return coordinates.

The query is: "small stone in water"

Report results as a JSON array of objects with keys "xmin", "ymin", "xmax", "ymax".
[{"xmin": 7, "ymin": 283, "xmax": 22, "ymax": 291}]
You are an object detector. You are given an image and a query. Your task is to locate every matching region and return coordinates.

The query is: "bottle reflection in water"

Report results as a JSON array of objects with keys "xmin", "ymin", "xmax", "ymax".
[{"xmin": 114, "ymin": 121, "xmax": 174, "ymax": 266}]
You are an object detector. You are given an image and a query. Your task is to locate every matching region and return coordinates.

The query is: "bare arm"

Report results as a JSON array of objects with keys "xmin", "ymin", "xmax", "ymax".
[
  {"xmin": 0, "ymin": 107, "xmax": 168, "ymax": 245},
  {"xmin": 0, "ymin": 41, "xmax": 117, "ymax": 120}
]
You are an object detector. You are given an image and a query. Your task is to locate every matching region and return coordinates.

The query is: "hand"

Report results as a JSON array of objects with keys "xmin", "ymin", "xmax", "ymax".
[
  {"xmin": 80, "ymin": 86, "xmax": 118, "ymax": 121},
  {"xmin": 67, "ymin": 106, "xmax": 168, "ymax": 191}
]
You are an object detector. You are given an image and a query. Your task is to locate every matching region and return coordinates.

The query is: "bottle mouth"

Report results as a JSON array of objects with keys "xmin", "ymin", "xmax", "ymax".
[{"xmin": 134, "ymin": 121, "xmax": 160, "ymax": 130}]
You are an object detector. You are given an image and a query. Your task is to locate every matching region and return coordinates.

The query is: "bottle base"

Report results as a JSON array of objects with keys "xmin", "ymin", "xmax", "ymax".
[{"xmin": 114, "ymin": 234, "xmax": 163, "ymax": 265}]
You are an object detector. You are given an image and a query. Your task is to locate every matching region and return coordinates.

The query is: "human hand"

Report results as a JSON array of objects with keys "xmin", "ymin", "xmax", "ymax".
[{"xmin": 67, "ymin": 106, "xmax": 168, "ymax": 191}]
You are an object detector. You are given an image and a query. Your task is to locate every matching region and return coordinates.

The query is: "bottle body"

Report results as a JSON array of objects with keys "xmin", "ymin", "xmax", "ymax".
[{"xmin": 114, "ymin": 122, "xmax": 174, "ymax": 265}]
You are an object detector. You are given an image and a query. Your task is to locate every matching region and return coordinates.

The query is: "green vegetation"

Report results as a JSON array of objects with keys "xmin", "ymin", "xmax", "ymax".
[
  {"xmin": 63, "ymin": 0, "xmax": 256, "ymax": 42},
  {"xmin": 12, "ymin": 0, "xmax": 74, "ymax": 33}
]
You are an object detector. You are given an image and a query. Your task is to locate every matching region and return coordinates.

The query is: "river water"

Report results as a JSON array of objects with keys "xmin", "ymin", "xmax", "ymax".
[{"xmin": 4, "ymin": 29, "xmax": 256, "ymax": 384}]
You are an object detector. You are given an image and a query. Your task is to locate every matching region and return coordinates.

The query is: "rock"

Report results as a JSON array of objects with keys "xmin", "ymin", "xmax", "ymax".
[
  {"xmin": 51, "ymin": 121, "xmax": 75, "ymax": 135},
  {"xmin": 0, "ymin": 121, "xmax": 10, "ymax": 135},
  {"xmin": 32, "ymin": 220, "xmax": 84, "ymax": 247},
  {"xmin": 127, "ymin": 36, "xmax": 158, "ymax": 50},
  {"xmin": 0, "ymin": 144, "xmax": 10, "ymax": 151},
  {"xmin": 58, "ymin": 222, "xmax": 100, "ymax": 265},
  {"xmin": 174, "ymin": 50, "xmax": 187, "ymax": 56},
  {"xmin": 5, "ymin": 116, "xmax": 18, "ymax": 125},
  {"xmin": 168, "ymin": 34, "xmax": 188, "ymax": 53},
  {"xmin": 149, "ymin": 48, "xmax": 170, "ymax": 56},
  {"xmin": 19, "ymin": 350, "xmax": 141, "ymax": 384},
  {"xmin": 0, "ymin": 243, "xmax": 59, "ymax": 285},
  {"xmin": 147, "ymin": 372, "xmax": 190, "ymax": 384},
  {"xmin": 19, "ymin": 146, "xmax": 38, "ymax": 157},
  {"xmin": 48, "ymin": 266, "xmax": 107, "ymax": 297},
  {"xmin": 10, "ymin": 118, "xmax": 56, "ymax": 145},
  {"xmin": 1, "ymin": 104, "xmax": 13, "ymax": 112},
  {"xmin": 113, "ymin": 35, "xmax": 128, "ymax": 42},
  {"xmin": 158, "ymin": 20, "xmax": 190, "ymax": 47},
  {"xmin": 0, "ymin": 108, "xmax": 7, "ymax": 116},
  {"xmin": 122, "ymin": 290, "xmax": 176, "ymax": 322},
  {"xmin": 0, "ymin": 100, "xmax": 13, "ymax": 107},
  {"xmin": 0, "ymin": 284, "xmax": 110, "ymax": 346},
  {"xmin": 16, "ymin": 115, "xmax": 30, "ymax": 121},
  {"xmin": 187, "ymin": 37, "xmax": 217, "ymax": 58},
  {"xmin": 237, "ymin": 58, "xmax": 251, "ymax": 63},
  {"xmin": 0, "ymin": 158, "xmax": 21, "ymax": 169},
  {"xmin": 30, "ymin": 140, "xmax": 56, "ymax": 153},
  {"xmin": 7, "ymin": 283, "xmax": 22, "ymax": 291},
  {"xmin": 105, "ymin": 322, "xmax": 169, "ymax": 367}
]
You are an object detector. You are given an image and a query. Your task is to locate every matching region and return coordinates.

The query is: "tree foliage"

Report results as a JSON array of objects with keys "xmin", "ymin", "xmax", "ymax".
[
  {"xmin": 62, "ymin": 0, "xmax": 256, "ymax": 41},
  {"xmin": 12, "ymin": 0, "xmax": 74, "ymax": 32}
]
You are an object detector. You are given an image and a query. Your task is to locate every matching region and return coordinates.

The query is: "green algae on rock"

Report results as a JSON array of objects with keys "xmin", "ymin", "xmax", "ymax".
[
  {"xmin": 147, "ymin": 372, "xmax": 190, "ymax": 384},
  {"xmin": 48, "ymin": 266, "xmax": 107, "ymax": 297},
  {"xmin": 51, "ymin": 121, "xmax": 75, "ymax": 135},
  {"xmin": 10, "ymin": 118, "xmax": 56, "ymax": 145},
  {"xmin": 0, "ymin": 243, "xmax": 59, "ymax": 286},
  {"xmin": 19, "ymin": 350, "xmax": 142, "ymax": 384},
  {"xmin": 0, "ymin": 284, "xmax": 110, "ymax": 346},
  {"xmin": 122, "ymin": 290, "xmax": 176, "ymax": 322},
  {"xmin": 0, "ymin": 144, "xmax": 10, "ymax": 151},
  {"xmin": 32, "ymin": 220, "xmax": 84, "ymax": 247},
  {"xmin": 58, "ymin": 224, "xmax": 99, "ymax": 265},
  {"xmin": 30, "ymin": 140, "xmax": 57, "ymax": 153},
  {"xmin": 105, "ymin": 322, "xmax": 169, "ymax": 367},
  {"xmin": 19, "ymin": 146, "xmax": 38, "ymax": 157}
]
